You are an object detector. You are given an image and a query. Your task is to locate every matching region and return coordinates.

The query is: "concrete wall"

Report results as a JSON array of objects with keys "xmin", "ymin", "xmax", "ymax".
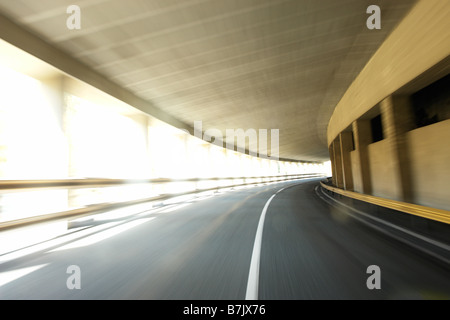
[
  {"xmin": 332, "ymin": 118, "xmax": 450, "ymax": 211},
  {"xmin": 367, "ymin": 139, "xmax": 399, "ymax": 201},
  {"xmin": 350, "ymin": 150, "xmax": 362, "ymax": 193},
  {"xmin": 407, "ymin": 119, "xmax": 450, "ymax": 210},
  {"xmin": 326, "ymin": 0, "xmax": 450, "ymax": 212},
  {"xmin": 327, "ymin": 0, "xmax": 450, "ymax": 146}
]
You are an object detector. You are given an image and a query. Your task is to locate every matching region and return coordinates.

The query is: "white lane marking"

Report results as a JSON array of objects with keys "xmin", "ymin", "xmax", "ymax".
[
  {"xmin": 49, "ymin": 217, "xmax": 155, "ymax": 252},
  {"xmin": 159, "ymin": 203, "xmax": 192, "ymax": 213},
  {"xmin": 0, "ymin": 264, "xmax": 48, "ymax": 287},
  {"xmin": 0, "ymin": 221, "xmax": 119, "ymax": 265},
  {"xmin": 245, "ymin": 186, "xmax": 288, "ymax": 300},
  {"xmin": 0, "ymin": 202, "xmax": 187, "ymax": 264}
]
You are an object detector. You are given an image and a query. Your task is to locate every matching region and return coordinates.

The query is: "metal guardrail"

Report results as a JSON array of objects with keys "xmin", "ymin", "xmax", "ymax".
[
  {"xmin": 0, "ymin": 173, "xmax": 324, "ymax": 230},
  {"xmin": 320, "ymin": 180, "xmax": 450, "ymax": 225},
  {"xmin": 0, "ymin": 174, "xmax": 320, "ymax": 191}
]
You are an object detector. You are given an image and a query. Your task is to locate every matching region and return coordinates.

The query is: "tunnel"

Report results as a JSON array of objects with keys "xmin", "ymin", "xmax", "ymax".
[{"xmin": 0, "ymin": 0, "xmax": 449, "ymax": 306}]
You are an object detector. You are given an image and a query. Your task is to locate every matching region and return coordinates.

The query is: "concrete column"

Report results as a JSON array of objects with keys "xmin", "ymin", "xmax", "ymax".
[
  {"xmin": 202, "ymin": 142, "xmax": 213, "ymax": 177},
  {"xmin": 329, "ymin": 143, "xmax": 336, "ymax": 186},
  {"xmin": 128, "ymin": 114, "xmax": 151, "ymax": 178},
  {"xmin": 352, "ymin": 120, "xmax": 372, "ymax": 194},
  {"xmin": 339, "ymin": 131, "xmax": 354, "ymax": 191},
  {"xmin": 380, "ymin": 95, "xmax": 415, "ymax": 202},
  {"xmin": 41, "ymin": 75, "xmax": 69, "ymax": 178},
  {"xmin": 147, "ymin": 117, "xmax": 159, "ymax": 178},
  {"xmin": 333, "ymin": 138, "xmax": 344, "ymax": 188}
]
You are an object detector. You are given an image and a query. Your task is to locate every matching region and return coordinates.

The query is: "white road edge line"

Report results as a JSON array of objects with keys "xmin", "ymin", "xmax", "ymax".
[
  {"xmin": 315, "ymin": 185, "xmax": 450, "ymax": 265},
  {"xmin": 316, "ymin": 185, "xmax": 450, "ymax": 251},
  {"xmin": 245, "ymin": 186, "xmax": 287, "ymax": 300}
]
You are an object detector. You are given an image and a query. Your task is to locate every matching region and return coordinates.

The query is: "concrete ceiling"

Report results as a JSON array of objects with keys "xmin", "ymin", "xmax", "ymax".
[{"xmin": 0, "ymin": 0, "xmax": 417, "ymax": 162}]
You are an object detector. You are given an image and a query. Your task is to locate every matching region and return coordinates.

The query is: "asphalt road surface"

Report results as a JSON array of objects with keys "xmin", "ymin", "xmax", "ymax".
[{"xmin": 1, "ymin": 178, "xmax": 449, "ymax": 299}]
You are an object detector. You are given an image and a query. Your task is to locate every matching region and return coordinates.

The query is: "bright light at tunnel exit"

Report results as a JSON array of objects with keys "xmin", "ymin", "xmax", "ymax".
[
  {"xmin": 0, "ymin": 62, "xmax": 330, "ymax": 181},
  {"xmin": 0, "ymin": 64, "xmax": 67, "ymax": 179}
]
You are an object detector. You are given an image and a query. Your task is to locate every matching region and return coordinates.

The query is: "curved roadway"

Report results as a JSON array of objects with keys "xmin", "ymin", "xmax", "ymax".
[{"xmin": 1, "ymin": 178, "xmax": 449, "ymax": 299}]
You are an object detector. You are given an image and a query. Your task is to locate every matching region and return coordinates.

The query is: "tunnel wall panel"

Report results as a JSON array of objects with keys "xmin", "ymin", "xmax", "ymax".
[
  {"xmin": 367, "ymin": 139, "xmax": 399, "ymax": 201},
  {"xmin": 407, "ymin": 119, "xmax": 450, "ymax": 210}
]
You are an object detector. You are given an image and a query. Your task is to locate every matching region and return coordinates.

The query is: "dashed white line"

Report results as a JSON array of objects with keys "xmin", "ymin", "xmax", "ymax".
[{"xmin": 159, "ymin": 203, "xmax": 192, "ymax": 213}]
